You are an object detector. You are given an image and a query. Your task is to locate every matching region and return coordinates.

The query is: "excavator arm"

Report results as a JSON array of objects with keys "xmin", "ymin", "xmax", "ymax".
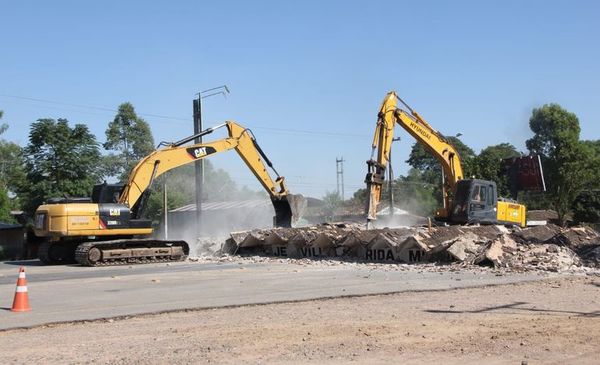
[
  {"xmin": 365, "ymin": 91, "xmax": 463, "ymax": 224},
  {"xmin": 120, "ymin": 121, "xmax": 303, "ymax": 227}
]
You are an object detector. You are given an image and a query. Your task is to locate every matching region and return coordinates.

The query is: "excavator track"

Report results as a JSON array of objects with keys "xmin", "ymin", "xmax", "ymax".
[
  {"xmin": 38, "ymin": 241, "xmax": 78, "ymax": 265},
  {"xmin": 74, "ymin": 239, "xmax": 189, "ymax": 267}
]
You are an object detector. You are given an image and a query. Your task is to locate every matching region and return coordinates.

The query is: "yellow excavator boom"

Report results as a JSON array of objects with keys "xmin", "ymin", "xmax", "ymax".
[{"xmin": 121, "ymin": 121, "xmax": 289, "ymax": 212}]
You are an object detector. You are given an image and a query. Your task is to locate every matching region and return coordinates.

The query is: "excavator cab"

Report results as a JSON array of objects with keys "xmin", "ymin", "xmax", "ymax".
[{"xmin": 450, "ymin": 179, "xmax": 498, "ymax": 225}]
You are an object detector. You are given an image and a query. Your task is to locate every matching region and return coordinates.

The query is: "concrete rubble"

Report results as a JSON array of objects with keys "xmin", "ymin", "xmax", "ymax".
[{"xmin": 216, "ymin": 223, "xmax": 600, "ymax": 272}]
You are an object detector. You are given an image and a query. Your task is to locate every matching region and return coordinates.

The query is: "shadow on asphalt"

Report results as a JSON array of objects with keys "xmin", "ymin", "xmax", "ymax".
[
  {"xmin": 2, "ymin": 260, "xmax": 82, "ymax": 268},
  {"xmin": 2, "ymin": 260, "xmax": 45, "ymax": 267},
  {"xmin": 424, "ymin": 301, "xmax": 600, "ymax": 318}
]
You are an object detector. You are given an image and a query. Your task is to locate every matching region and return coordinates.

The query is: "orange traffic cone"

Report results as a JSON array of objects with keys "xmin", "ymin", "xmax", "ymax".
[{"xmin": 11, "ymin": 267, "xmax": 31, "ymax": 312}]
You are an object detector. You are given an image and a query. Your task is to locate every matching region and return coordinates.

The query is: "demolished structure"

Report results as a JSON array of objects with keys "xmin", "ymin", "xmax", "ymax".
[{"xmin": 221, "ymin": 223, "xmax": 600, "ymax": 272}]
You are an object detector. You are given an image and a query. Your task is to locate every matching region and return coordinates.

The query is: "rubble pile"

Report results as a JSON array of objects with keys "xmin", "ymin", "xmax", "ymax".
[{"xmin": 219, "ymin": 223, "xmax": 600, "ymax": 272}]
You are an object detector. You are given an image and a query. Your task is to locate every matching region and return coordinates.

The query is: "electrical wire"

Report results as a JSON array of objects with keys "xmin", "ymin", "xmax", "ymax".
[
  {"xmin": 0, "ymin": 94, "xmax": 190, "ymax": 121},
  {"xmin": 0, "ymin": 93, "xmax": 371, "ymax": 139}
]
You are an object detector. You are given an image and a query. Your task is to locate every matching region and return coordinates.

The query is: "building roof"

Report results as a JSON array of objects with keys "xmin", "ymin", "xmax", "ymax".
[
  {"xmin": 377, "ymin": 206, "xmax": 410, "ymax": 216},
  {"xmin": 170, "ymin": 199, "xmax": 272, "ymax": 213}
]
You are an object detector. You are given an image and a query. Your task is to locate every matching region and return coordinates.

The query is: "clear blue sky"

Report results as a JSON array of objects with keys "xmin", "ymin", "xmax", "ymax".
[{"xmin": 1, "ymin": 1, "xmax": 599, "ymax": 198}]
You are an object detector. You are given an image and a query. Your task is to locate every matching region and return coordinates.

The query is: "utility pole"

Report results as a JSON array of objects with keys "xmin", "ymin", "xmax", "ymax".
[
  {"xmin": 193, "ymin": 85, "xmax": 230, "ymax": 237},
  {"xmin": 192, "ymin": 97, "xmax": 203, "ymax": 235},
  {"xmin": 336, "ymin": 157, "xmax": 345, "ymax": 200}
]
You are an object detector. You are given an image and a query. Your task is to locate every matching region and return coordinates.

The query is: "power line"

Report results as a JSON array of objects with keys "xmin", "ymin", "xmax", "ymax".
[
  {"xmin": 250, "ymin": 126, "xmax": 364, "ymax": 139},
  {"xmin": 0, "ymin": 93, "xmax": 369, "ymax": 138},
  {"xmin": 0, "ymin": 94, "xmax": 190, "ymax": 122}
]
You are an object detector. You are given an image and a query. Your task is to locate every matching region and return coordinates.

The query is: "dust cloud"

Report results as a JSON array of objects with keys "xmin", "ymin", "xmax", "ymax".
[
  {"xmin": 372, "ymin": 196, "xmax": 431, "ymax": 228},
  {"xmin": 157, "ymin": 198, "xmax": 276, "ymax": 258}
]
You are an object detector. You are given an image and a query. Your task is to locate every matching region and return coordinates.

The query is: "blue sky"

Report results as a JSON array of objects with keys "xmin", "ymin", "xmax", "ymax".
[{"xmin": 1, "ymin": 1, "xmax": 599, "ymax": 198}]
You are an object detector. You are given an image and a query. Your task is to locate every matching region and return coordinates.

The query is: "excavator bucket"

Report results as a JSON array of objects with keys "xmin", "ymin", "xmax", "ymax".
[{"xmin": 271, "ymin": 194, "xmax": 307, "ymax": 228}]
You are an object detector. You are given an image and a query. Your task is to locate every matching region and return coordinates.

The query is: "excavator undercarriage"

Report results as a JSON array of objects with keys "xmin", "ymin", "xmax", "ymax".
[
  {"xmin": 74, "ymin": 239, "xmax": 189, "ymax": 266},
  {"xmin": 38, "ymin": 238, "xmax": 190, "ymax": 266}
]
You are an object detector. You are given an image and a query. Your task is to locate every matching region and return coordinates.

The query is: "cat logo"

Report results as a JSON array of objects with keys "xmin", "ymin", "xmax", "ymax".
[
  {"xmin": 187, "ymin": 146, "xmax": 216, "ymax": 160},
  {"xmin": 109, "ymin": 208, "xmax": 121, "ymax": 216},
  {"xmin": 193, "ymin": 147, "xmax": 207, "ymax": 158}
]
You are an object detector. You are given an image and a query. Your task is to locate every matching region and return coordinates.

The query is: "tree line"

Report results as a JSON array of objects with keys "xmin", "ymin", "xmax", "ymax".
[{"xmin": 0, "ymin": 104, "xmax": 262, "ymax": 224}]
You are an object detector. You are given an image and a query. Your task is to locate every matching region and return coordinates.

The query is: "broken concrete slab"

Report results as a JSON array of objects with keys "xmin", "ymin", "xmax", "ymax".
[
  {"xmin": 557, "ymin": 226, "xmax": 600, "ymax": 248},
  {"xmin": 512, "ymin": 224, "xmax": 562, "ymax": 243},
  {"xmin": 445, "ymin": 233, "xmax": 480, "ymax": 261},
  {"xmin": 361, "ymin": 233, "xmax": 399, "ymax": 262},
  {"xmin": 397, "ymin": 236, "xmax": 431, "ymax": 264},
  {"xmin": 219, "ymin": 223, "xmax": 600, "ymax": 272}
]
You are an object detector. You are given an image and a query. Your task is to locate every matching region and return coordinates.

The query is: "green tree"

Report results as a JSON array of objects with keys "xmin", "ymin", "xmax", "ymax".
[
  {"xmin": 473, "ymin": 143, "xmax": 520, "ymax": 196},
  {"xmin": 406, "ymin": 136, "xmax": 476, "ymax": 177},
  {"xmin": 393, "ymin": 169, "xmax": 438, "ymax": 216},
  {"xmin": 572, "ymin": 190, "xmax": 600, "ymax": 223},
  {"xmin": 526, "ymin": 104, "xmax": 593, "ymax": 225},
  {"xmin": 350, "ymin": 169, "xmax": 438, "ymax": 217},
  {"xmin": 0, "ymin": 185, "xmax": 11, "ymax": 222},
  {"xmin": 0, "ymin": 111, "xmax": 26, "ymax": 221},
  {"xmin": 0, "ymin": 127, "xmax": 26, "ymax": 195},
  {"xmin": 20, "ymin": 118, "xmax": 101, "ymax": 214},
  {"xmin": 405, "ymin": 136, "xmax": 475, "ymax": 207},
  {"xmin": 570, "ymin": 140, "xmax": 600, "ymax": 223},
  {"xmin": 0, "ymin": 110, "xmax": 9, "ymax": 221},
  {"xmin": 103, "ymin": 103, "xmax": 154, "ymax": 181},
  {"xmin": 0, "ymin": 142, "xmax": 22, "ymax": 184},
  {"xmin": 581, "ymin": 140, "xmax": 600, "ymax": 186}
]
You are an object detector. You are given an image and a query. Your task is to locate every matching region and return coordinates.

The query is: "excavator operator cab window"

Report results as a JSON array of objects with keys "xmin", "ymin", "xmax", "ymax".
[
  {"xmin": 486, "ymin": 186, "xmax": 494, "ymax": 206},
  {"xmin": 92, "ymin": 183, "xmax": 125, "ymax": 204},
  {"xmin": 471, "ymin": 185, "xmax": 484, "ymax": 202},
  {"xmin": 470, "ymin": 184, "xmax": 487, "ymax": 211}
]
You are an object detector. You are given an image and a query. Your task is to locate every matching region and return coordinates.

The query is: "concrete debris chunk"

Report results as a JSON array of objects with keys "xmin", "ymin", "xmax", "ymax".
[
  {"xmin": 475, "ymin": 239, "xmax": 505, "ymax": 267},
  {"xmin": 557, "ymin": 226, "xmax": 600, "ymax": 248},
  {"xmin": 446, "ymin": 235, "xmax": 478, "ymax": 261},
  {"xmin": 213, "ymin": 223, "xmax": 600, "ymax": 273},
  {"xmin": 512, "ymin": 224, "xmax": 562, "ymax": 243}
]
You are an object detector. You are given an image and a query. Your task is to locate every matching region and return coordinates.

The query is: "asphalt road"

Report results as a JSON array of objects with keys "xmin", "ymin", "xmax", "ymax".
[{"xmin": 0, "ymin": 259, "xmax": 548, "ymax": 330}]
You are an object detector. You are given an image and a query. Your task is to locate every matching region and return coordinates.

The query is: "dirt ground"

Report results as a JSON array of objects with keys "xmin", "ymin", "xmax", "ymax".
[{"xmin": 1, "ymin": 275, "xmax": 599, "ymax": 364}]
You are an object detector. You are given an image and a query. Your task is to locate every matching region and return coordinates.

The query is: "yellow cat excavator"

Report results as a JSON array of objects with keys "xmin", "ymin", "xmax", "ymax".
[
  {"xmin": 365, "ymin": 91, "xmax": 526, "ymax": 228},
  {"xmin": 33, "ymin": 121, "xmax": 304, "ymax": 266}
]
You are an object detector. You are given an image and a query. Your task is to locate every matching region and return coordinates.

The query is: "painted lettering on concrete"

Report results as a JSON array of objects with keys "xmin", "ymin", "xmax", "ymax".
[
  {"xmin": 299, "ymin": 247, "xmax": 323, "ymax": 257},
  {"xmin": 365, "ymin": 249, "xmax": 395, "ymax": 261},
  {"xmin": 273, "ymin": 246, "xmax": 287, "ymax": 257},
  {"xmin": 408, "ymin": 249, "xmax": 425, "ymax": 262}
]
